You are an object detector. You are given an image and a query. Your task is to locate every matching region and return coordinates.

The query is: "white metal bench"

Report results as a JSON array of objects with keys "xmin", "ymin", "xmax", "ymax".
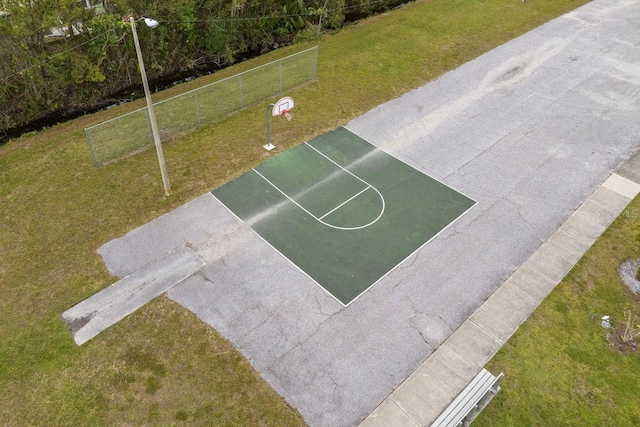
[{"xmin": 431, "ymin": 368, "xmax": 503, "ymax": 427}]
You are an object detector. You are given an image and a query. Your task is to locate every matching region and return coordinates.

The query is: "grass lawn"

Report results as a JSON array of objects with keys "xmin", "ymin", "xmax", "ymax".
[
  {"xmin": 0, "ymin": 0, "xmax": 611, "ymax": 425},
  {"xmin": 475, "ymin": 197, "xmax": 640, "ymax": 427}
]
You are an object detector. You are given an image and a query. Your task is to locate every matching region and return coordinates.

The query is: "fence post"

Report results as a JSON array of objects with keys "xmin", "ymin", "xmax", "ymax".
[
  {"xmin": 314, "ymin": 46, "xmax": 319, "ymax": 81},
  {"xmin": 279, "ymin": 58, "xmax": 283, "ymax": 93},
  {"xmin": 85, "ymin": 128, "xmax": 100, "ymax": 167},
  {"xmin": 238, "ymin": 74, "xmax": 243, "ymax": 108},
  {"xmin": 194, "ymin": 91, "xmax": 201, "ymax": 128},
  {"xmin": 144, "ymin": 108, "xmax": 153, "ymax": 144}
]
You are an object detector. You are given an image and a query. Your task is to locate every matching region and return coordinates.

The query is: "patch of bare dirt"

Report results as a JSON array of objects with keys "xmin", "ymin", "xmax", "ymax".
[{"xmin": 619, "ymin": 259, "xmax": 640, "ymax": 295}]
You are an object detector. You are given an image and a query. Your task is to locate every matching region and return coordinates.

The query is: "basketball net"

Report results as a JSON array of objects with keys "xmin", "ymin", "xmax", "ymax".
[{"xmin": 283, "ymin": 110, "xmax": 293, "ymax": 121}]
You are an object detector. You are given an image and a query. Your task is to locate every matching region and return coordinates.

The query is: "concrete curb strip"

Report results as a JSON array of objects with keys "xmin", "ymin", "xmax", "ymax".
[{"xmin": 62, "ymin": 245, "xmax": 205, "ymax": 345}]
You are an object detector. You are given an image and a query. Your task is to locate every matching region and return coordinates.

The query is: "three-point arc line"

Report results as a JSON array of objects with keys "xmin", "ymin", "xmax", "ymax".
[{"xmin": 252, "ymin": 143, "xmax": 386, "ymax": 231}]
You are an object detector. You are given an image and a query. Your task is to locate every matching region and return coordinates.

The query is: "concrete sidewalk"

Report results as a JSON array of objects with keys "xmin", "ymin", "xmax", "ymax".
[
  {"xmin": 359, "ymin": 161, "xmax": 640, "ymax": 426},
  {"xmin": 62, "ymin": 245, "xmax": 205, "ymax": 345}
]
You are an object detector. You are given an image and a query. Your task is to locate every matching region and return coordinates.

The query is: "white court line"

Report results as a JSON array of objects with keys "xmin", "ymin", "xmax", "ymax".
[
  {"xmin": 252, "ymin": 143, "xmax": 386, "ymax": 231},
  {"xmin": 319, "ymin": 186, "xmax": 371, "ymax": 220},
  {"xmin": 305, "ymin": 142, "xmax": 372, "ymax": 187}
]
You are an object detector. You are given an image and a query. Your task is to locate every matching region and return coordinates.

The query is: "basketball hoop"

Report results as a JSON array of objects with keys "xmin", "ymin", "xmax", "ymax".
[
  {"xmin": 265, "ymin": 96, "xmax": 295, "ymax": 151},
  {"xmin": 272, "ymin": 97, "xmax": 294, "ymax": 117}
]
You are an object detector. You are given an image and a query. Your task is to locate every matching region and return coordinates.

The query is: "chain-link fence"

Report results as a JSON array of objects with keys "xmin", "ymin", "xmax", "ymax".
[{"xmin": 85, "ymin": 46, "xmax": 318, "ymax": 167}]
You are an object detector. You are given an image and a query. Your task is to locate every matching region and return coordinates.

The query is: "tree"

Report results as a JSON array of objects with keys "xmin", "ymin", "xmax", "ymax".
[{"xmin": 0, "ymin": 0, "xmax": 404, "ymax": 135}]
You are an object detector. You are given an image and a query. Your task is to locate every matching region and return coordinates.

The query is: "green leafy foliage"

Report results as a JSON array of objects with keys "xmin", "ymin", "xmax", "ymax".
[{"xmin": 0, "ymin": 0, "xmax": 406, "ymax": 133}]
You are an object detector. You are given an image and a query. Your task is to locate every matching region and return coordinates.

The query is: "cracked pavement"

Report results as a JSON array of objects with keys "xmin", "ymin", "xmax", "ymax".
[{"xmin": 98, "ymin": 1, "xmax": 640, "ymax": 425}]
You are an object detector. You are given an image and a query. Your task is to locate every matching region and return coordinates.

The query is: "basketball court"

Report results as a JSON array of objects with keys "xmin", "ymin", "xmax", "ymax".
[{"xmin": 212, "ymin": 127, "xmax": 475, "ymax": 305}]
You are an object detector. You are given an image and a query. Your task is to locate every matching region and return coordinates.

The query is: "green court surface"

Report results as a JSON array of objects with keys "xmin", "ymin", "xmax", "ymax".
[{"xmin": 212, "ymin": 127, "xmax": 475, "ymax": 305}]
